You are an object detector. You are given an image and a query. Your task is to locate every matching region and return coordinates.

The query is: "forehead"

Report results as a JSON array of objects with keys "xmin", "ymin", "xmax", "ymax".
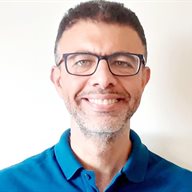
[{"xmin": 57, "ymin": 20, "xmax": 145, "ymax": 55}]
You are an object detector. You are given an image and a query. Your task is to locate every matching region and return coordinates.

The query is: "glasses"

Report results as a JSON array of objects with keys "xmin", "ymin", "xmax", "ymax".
[{"xmin": 56, "ymin": 52, "xmax": 145, "ymax": 76}]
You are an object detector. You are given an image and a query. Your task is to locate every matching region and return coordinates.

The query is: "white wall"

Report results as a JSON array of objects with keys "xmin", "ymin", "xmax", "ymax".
[{"xmin": 0, "ymin": 1, "xmax": 191, "ymax": 170}]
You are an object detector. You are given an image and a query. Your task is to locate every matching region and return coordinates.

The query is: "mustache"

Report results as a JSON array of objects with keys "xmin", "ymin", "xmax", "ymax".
[{"xmin": 77, "ymin": 88, "xmax": 130, "ymax": 98}]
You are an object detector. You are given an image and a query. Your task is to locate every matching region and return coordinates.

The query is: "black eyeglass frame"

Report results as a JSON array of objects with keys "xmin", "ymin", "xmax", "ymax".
[{"xmin": 56, "ymin": 52, "xmax": 146, "ymax": 77}]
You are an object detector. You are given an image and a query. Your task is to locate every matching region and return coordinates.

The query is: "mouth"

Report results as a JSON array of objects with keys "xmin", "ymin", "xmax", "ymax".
[
  {"xmin": 88, "ymin": 98, "xmax": 119, "ymax": 105},
  {"xmin": 77, "ymin": 92, "xmax": 128, "ymax": 112}
]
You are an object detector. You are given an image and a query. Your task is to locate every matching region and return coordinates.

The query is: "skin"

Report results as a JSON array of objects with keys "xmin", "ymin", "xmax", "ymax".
[{"xmin": 51, "ymin": 20, "xmax": 150, "ymax": 192}]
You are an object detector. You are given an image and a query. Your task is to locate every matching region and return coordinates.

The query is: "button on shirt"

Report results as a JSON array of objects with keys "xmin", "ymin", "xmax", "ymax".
[{"xmin": 0, "ymin": 129, "xmax": 191, "ymax": 192}]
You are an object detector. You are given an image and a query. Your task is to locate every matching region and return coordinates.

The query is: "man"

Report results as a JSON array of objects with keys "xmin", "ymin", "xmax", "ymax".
[{"xmin": 0, "ymin": 1, "xmax": 191, "ymax": 191}]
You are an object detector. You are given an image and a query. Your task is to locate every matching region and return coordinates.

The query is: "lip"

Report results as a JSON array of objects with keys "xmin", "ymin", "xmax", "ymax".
[
  {"xmin": 80, "ymin": 94, "xmax": 126, "ymax": 112},
  {"xmin": 81, "ymin": 93, "xmax": 126, "ymax": 100},
  {"xmin": 88, "ymin": 98, "xmax": 119, "ymax": 105}
]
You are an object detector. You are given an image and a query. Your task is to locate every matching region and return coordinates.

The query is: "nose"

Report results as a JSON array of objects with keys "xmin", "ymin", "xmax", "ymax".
[{"xmin": 88, "ymin": 59, "xmax": 118, "ymax": 89}]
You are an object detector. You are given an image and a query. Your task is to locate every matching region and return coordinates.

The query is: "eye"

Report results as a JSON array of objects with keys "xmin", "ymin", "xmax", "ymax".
[
  {"xmin": 74, "ymin": 60, "xmax": 92, "ymax": 67},
  {"xmin": 113, "ymin": 60, "xmax": 134, "ymax": 68}
]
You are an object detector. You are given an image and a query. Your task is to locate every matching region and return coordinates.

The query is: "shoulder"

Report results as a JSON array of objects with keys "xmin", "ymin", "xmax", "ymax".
[
  {"xmin": 0, "ymin": 146, "xmax": 56, "ymax": 191},
  {"xmin": 129, "ymin": 129, "xmax": 192, "ymax": 190},
  {"xmin": 0, "ymin": 146, "xmax": 55, "ymax": 172},
  {"xmin": 0, "ymin": 129, "xmax": 73, "ymax": 192},
  {"xmin": 147, "ymin": 150, "xmax": 192, "ymax": 189}
]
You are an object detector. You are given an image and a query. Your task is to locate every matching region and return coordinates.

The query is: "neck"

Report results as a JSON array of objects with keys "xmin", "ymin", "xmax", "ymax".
[{"xmin": 70, "ymin": 123, "xmax": 132, "ymax": 191}]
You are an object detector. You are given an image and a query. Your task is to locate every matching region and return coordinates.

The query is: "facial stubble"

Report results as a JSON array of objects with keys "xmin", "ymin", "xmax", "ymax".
[{"xmin": 64, "ymin": 93, "xmax": 141, "ymax": 144}]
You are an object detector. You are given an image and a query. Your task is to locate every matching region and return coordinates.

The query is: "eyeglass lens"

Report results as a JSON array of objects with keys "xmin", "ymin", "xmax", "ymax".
[{"xmin": 65, "ymin": 53, "xmax": 140, "ymax": 76}]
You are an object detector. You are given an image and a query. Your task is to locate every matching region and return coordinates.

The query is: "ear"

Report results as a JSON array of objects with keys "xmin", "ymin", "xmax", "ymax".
[
  {"xmin": 141, "ymin": 66, "xmax": 151, "ymax": 89},
  {"xmin": 50, "ymin": 66, "xmax": 64, "ymax": 98}
]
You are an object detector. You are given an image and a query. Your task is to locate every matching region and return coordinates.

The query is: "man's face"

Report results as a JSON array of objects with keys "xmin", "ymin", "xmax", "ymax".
[{"xmin": 51, "ymin": 20, "xmax": 150, "ymax": 138}]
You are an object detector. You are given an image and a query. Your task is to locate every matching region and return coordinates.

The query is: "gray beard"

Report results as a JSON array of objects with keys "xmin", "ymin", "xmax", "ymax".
[
  {"xmin": 64, "ymin": 95, "xmax": 140, "ymax": 144},
  {"xmin": 73, "ymin": 110, "xmax": 128, "ymax": 144}
]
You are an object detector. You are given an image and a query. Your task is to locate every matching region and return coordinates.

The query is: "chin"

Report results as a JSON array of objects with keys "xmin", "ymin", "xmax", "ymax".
[{"xmin": 78, "ymin": 120, "xmax": 128, "ymax": 142}]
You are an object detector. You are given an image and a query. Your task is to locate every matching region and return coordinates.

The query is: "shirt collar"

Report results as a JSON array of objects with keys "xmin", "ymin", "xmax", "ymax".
[
  {"xmin": 122, "ymin": 129, "xmax": 149, "ymax": 183},
  {"xmin": 54, "ymin": 129, "xmax": 83, "ymax": 180},
  {"xmin": 54, "ymin": 129, "xmax": 149, "ymax": 182}
]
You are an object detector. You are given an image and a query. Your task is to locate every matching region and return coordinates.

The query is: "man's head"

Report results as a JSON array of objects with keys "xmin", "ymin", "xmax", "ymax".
[
  {"xmin": 51, "ymin": 0, "xmax": 150, "ymax": 142},
  {"xmin": 54, "ymin": 0, "xmax": 147, "ymax": 63}
]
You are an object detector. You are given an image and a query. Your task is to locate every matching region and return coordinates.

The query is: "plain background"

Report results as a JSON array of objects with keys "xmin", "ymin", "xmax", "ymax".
[{"xmin": 0, "ymin": 0, "xmax": 191, "ymax": 170}]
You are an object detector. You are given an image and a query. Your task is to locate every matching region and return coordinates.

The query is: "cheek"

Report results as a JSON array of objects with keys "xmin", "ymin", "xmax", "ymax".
[
  {"xmin": 129, "ymin": 85, "xmax": 143, "ymax": 100},
  {"xmin": 123, "ymin": 78, "xmax": 144, "ymax": 95},
  {"xmin": 60, "ymin": 76, "xmax": 87, "ymax": 101}
]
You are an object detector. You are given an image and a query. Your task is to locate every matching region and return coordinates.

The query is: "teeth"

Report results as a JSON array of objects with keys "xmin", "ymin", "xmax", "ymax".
[{"xmin": 89, "ymin": 99, "xmax": 118, "ymax": 105}]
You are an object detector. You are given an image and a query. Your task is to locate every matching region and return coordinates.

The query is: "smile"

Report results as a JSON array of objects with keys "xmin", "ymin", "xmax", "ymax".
[{"xmin": 88, "ymin": 99, "xmax": 119, "ymax": 105}]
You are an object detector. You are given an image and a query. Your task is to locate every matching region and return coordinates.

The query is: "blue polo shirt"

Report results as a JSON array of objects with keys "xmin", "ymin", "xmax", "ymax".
[{"xmin": 0, "ymin": 129, "xmax": 191, "ymax": 192}]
